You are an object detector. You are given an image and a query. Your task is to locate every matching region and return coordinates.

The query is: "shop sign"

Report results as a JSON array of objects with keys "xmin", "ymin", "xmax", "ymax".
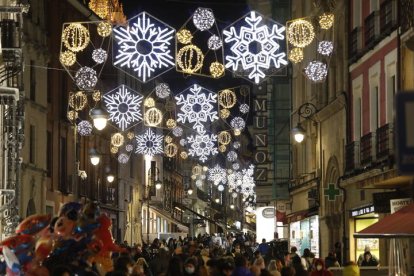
[
  {"xmin": 390, "ymin": 198, "xmax": 413, "ymax": 214},
  {"xmin": 350, "ymin": 205, "xmax": 375, "ymax": 217},
  {"xmin": 262, "ymin": 207, "xmax": 275, "ymax": 218}
]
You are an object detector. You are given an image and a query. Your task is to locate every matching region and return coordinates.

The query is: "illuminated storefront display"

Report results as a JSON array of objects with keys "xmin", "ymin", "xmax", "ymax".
[{"xmin": 289, "ymin": 215, "xmax": 319, "ymax": 257}]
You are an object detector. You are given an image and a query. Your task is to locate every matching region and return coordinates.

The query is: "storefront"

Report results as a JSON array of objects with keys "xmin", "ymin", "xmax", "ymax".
[
  {"xmin": 349, "ymin": 204, "xmax": 380, "ymax": 262},
  {"xmin": 288, "ymin": 213, "xmax": 319, "ymax": 257}
]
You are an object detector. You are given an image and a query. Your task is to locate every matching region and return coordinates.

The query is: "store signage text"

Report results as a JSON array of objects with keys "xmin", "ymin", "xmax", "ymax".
[
  {"xmin": 262, "ymin": 207, "xmax": 275, "ymax": 218},
  {"xmin": 253, "ymin": 96, "xmax": 269, "ymax": 183},
  {"xmin": 350, "ymin": 205, "xmax": 375, "ymax": 217}
]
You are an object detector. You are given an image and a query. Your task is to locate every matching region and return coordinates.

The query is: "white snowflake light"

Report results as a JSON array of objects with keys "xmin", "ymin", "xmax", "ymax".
[
  {"xmin": 113, "ymin": 12, "xmax": 175, "ymax": 83},
  {"xmin": 135, "ymin": 128, "xmax": 164, "ymax": 156},
  {"xmin": 192, "ymin": 8, "xmax": 215, "ymax": 31},
  {"xmin": 231, "ymin": 117, "xmax": 246, "ymax": 130},
  {"xmin": 223, "ymin": 11, "xmax": 288, "ymax": 84},
  {"xmin": 239, "ymin": 104, "xmax": 250, "ymax": 114},
  {"xmin": 92, "ymin": 48, "xmax": 107, "ymax": 64},
  {"xmin": 118, "ymin": 153, "xmax": 130, "ymax": 164},
  {"xmin": 103, "ymin": 85, "xmax": 144, "ymax": 131},
  {"xmin": 227, "ymin": 151, "xmax": 238, "ymax": 162},
  {"xmin": 305, "ymin": 61, "xmax": 328, "ymax": 83},
  {"xmin": 208, "ymin": 165, "xmax": 226, "ymax": 185},
  {"xmin": 155, "ymin": 83, "xmax": 171, "ymax": 99},
  {"xmin": 317, "ymin": 41, "xmax": 334, "ymax": 56},
  {"xmin": 77, "ymin": 120, "xmax": 93, "ymax": 136},
  {"xmin": 75, "ymin": 67, "xmax": 97, "ymax": 90},
  {"xmin": 187, "ymin": 133, "xmax": 218, "ymax": 162},
  {"xmin": 176, "ymin": 84, "xmax": 218, "ymax": 132},
  {"xmin": 125, "ymin": 144, "xmax": 134, "ymax": 152},
  {"xmin": 172, "ymin": 126, "xmax": 183, "ymax": 137},
  {"xmin": 207, "ymin": 35, "xmax": 222, "ymax": 50}
]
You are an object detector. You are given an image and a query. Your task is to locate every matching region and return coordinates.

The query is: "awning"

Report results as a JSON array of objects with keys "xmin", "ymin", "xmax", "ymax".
[
  {"xmin": 354, "ymin": 203, "xmax": 414, "ymax": 238},
  {"xmin": 286, "ymin": 206, "xmax": 318, "ymax": 224}
]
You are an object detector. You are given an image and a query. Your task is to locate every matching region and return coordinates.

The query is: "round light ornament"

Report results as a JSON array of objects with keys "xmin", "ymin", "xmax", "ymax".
[
  {"xmin": 144, "ymin": 97, "xmax": 155, "ymax": 108},
  {"xmin": 192, "ymin": 165, "xmax": 202, "ymax": 175},
  {"xmin": 218, "ymin": 184, "xmax": 224, "ymax": 192},
  {"xmin": 192, "ymin": 7, "xmax": 215, "ymax": 31},
  {"xmin": 69, "ymin": 91, "xmax": 88, "ymax": 111},
  {"xmin": 209, "ymin": 62, "xmax": 224, "ymax": 78},
  {"xmin": 219, "ymin": 89, "xmax": 237, "ymax": 108},
  {"xmin": 220, "ymin": 109, "xmax": 230, "ymax": 119},
  {"xmin": 317, "ymin": 41, "xmax": 334, "ymax": 56},
  {"xmin": 180, "ymin": 151, "xmax": 188, "ymax": 159},
  {"xmin": 155, "ymin": 83, "xmax": 171, "ymax": 99},
  {"xmin": 111, "ymin": 146, "xmax": 119, "ymax": 154},
  {"xmin": 176, "ymin": 29, "xmax": 193, "ymax": 44},
  {"xmin": 218, "ymin": 145, "xmax": 227, "ymax": 152},
  {"xmin": 232, "ymin": 192, "xmax": 238, "ymax": 198},
  {"xmin": 125, "ymin": 144, "xmax": 134, "ymax": 152},
  {"xmin": 239, "ymin": 104, "xmax": 249, "ymax": 114},
  {"xmin": 287, "ymin": 19, "xmax": 315, "ymax": 48},
  {"xmin": 60, "ymin": 51, "xmax": 76, "ymax": 66},
  {"xmin": 218, "ymin": 131, "xmax": 231, "ymax": 145},
  {"xmin": 92, "ymin": 48, "xmax": 107, "ymax": 64},
  {"xmin": 288, "ymin": 48, "xmax": 304, "ymax": 63},
  {"xmin": 92, "ymin": 90, "xmax": 101, "ymax": 101},
  {"xmin": 230, "ymin": 117, "xmax": 246, "ymax": 130},
  {"xmin": 166, "ymin": 119, "xmax": 177, "ymax": 129},
  {"xmin": 145, "ymin": 107, "xmax": 163, "ymax": 126},
  {"xmin": 67, "ymin": 110, "xmax": 78, "ymax": 121},
  {"xmin": 118, "ymin": 153, "xmax": 129, "ymax": 164},
  {"xmin": 77, "ymin": 120, "xmax": 93, "ymax": 136},
  {"xmin": 127, "ymin": 132, "xmax": 135, "ymax": 140},
  {"xmin": 75, "ymin": 66, "xmax": 98, "ymax": 90},
  {"xmin": 304, "ymin": 61, "xmax": 328, "ymax": 82},
  {"xmin": 207, "ymin": 35, "xmax": 222, "ymax": 50},
  {"xmin": 165, "ymin": 135, "xmax": 173, "ymax": 144},
  {"xmin": 62, "ymin": 23, "xmax": 90, "ymax": 52},
  {"xmin": 97, "ymin": 21, "xmax": 112, "ymax": 37},
  {"xmin": 227, "ymin": 151, "xmax": 238, "ymax": 162},
  {"xmin": 177, "ymin": 44, "xmax": 204, "ymax": 74},
  {"xmin": 165, "ymin": 143, "xmax": 178, "ymax": 157},
  {"xmin": 172, "ymin": 126, "xmax": 183, "ymax": 137},
  {"xmin": 319, "ymin": 13, "xmax": 334, "ymax": 30},
  {"xmin": 111, "ymin": 133, "xmax": 125, "ymax": 147},
  {"xmin": 234, "ymin": 129, "xmax": 241, "ymax": 136}
]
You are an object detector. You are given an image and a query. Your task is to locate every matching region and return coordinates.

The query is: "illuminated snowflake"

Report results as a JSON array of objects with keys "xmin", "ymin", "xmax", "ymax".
[
  {"xmin": 118, "ymin": 153, "xmax": 130, "ymax": 164},
  {"xmin": 103, "ymin": 85, "xmax": 143, "ymax": 131},
  {"xmin": 77, "ymin": 120, "xmax": 93, "ymax": 136},
  {"xmin": 223, "ymin": 11, "xmax": 287, "ymax": 84},
  {"xmin": 113, "ymin": 12, "xmax": 175, "ymax": 83},
  {"xmin": 135, "ymin": 128, "xmax": 164, "ymax": 156},
  {"xmin": 176, "ymin": 84, "xmax": 218, "ymax": 132},
  {"xmin": 187, "ymin": 132, "xmax": 218, "ymax": 162},
  {"xmin": 208, "ymin": 165, "xmax": 226, "ymax": 185}
]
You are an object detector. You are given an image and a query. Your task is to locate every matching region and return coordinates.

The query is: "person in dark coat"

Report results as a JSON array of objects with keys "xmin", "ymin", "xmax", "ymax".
[
  {"xmin": 310, "ymin": 259, "xmax": 332, "ymax": 276},
  {"xmin": 360, "ymin": 252, "xmax": 379, "ymax": 267}
]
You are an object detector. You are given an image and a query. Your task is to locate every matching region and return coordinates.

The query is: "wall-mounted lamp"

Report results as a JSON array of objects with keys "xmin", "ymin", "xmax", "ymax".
[
  {"xmin": 90, "ymin": 107, "xmax": 108, "ymax": 131},
  {"xmin": 187, "ymin": 188, "xmax": 193, "ymax": 195},
  {"xmin": 292, "ymin": 124, "xmax": 306, "ymax": 143},
  {"xmin": 89, "ymin": 148, "xmax": 101, "ymax": 166},
  {"xmin": 292, "ymin": 103, "xmax": 318, "ymax": 143},
  {"xmin": 107, "ymin": 174, "xmax": 115, "ymax": 183}
]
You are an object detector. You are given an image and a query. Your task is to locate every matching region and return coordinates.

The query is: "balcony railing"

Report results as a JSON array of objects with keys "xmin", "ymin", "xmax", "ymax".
[
  {"xmin": 364, "ymin": 11, "xmax": 379, "ymax": 48},
  {"xmin": 380, "ymin": 0, "xmax": 397, "ymax": 34},
  {"xmin": 376, "ymin": 123, "xmax": 394, "ymax": 159},
  {"xmin": 350, "ymin": 27, "xmax": 362, "ymax": 59},
  {"xmin": 401, "ymin": 0, "xmax": 414, "ymax": 33},
  {"xmin": 360, "ymin": 132, "xmax": 376, "ymax": 166},
  {"xmin": 345, "ymin": 141, "xmax": 360, "ymax": 173}
]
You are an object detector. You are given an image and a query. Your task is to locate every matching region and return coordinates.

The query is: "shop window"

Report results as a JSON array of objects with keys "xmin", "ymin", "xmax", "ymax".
[{"xmin": 355, "ymin": 218, "xmax": 379, "ymax": 262}]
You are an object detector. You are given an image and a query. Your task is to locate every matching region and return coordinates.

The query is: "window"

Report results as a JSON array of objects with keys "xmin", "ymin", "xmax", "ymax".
[
  {"xmin": 370, "ymin": 86, "xmax": 379, "ymax": 131},
  {"xmin": 30, "ymin": 60, "xmax": 36, "ymax": 101},
  {"xmin": 29, "ymin": 125, "xmax": 36, "ymax": 163},
  {"xmin": 387, "ymin": 75, "xmax": 396, "ymax": 123},
  {"xmin": 370, "ymin": 0, "xmax": 379, "ymax": 12},
  {"xmin": 354, "ymin": 97, "xmax": 362, "ymax": 140},
  {"xmin": 353, "ymin": 0, "xmax": 362, "ymax": 28},
  {"xmin": 46, "ymin": 131, "xmax": 52, "ymax": 177}
]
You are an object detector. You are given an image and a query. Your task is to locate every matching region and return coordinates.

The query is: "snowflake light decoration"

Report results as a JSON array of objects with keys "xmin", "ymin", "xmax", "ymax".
[
  {"xmin": 176, "ymin": 84, "xmax": 218, "ymax": 132},
  {"xmin": 77, "ymin": 120, "xmax": 93, "ymax": 136},
  {"xmin": 208, "ymin": 35, "xmax": 222, "ymax": 50},
  {"xmin": 192, "ymin": 8, "xmax": 215, "ymax": 31},
  {"xmin": 118, "ymin": 153, "xmax": 130, "ymax": 164},
  {"xmin": 223, "ymin": 11, "xmax": 287, "ymax": 84},
  {"xmin": 305, "ymin": 61, "xmax": 328, "ymax": 82},
  {"xmin": 75, "ymin": 67, "xmax": 98, "ymax": 90},
  {"xmin": 187, "ymin": 133, "xmax": 218, "ymax": 162},
  {"xmin": 155, "ymin": 83, "xmax": 171, "ymax": 99},
  {"xmin": 103, "ymin": 85, "xmax": 143, "ymax": 131},
  {"xmin": 317, "ymin": 41, "xmax": 334, "ymax": 56},
  {"xmin": 208, "ymin": 165, "xmax": 226, "ymax": 185},
  {"xmin": 227, "ymin": 151, "xmax": 238, "ymax": 162},
  {"xmin": 113, "ymin": 12, "xmax": 175, "ymax": 83},
  {"xmin": 92, "ymin": 48, "xmax": 107, "ymax": 64},
  {"xmin": 231, "ymin": 117, "xmax": 246, "ymax": 130},
  {"xmin": 135, "ymin": 128, "xmax": 164, "ymax": 156},
  {"xmin": 239, "ymin": 104, "xmax": 249, "ymax": 114}
]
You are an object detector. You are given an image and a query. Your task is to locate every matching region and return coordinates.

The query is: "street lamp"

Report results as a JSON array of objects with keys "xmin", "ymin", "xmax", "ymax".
[
  {"xmin": 90, "ymin": 107, "xmax": 108, "ymax": 131},
  {"xmin": 89, "ymin": 148, "xmax": 101, "ymax": 166},
  {"xmin": 107, "ymin": 174, "xmax": 115, "ymax": 183},
  {"xmin": 155, "ymin": 180, "xmax": 162, "ymax": 190},
  {"xmin": 292, "ymin": 124, "xmax": 306, "ymax": 143},
  {"xmin": 292, "ymin": 102, "xmax": 318, "ymax": 143},
  {"xmin": 187, "ymin": 187, "xmax": 193, "ymax": 195}
]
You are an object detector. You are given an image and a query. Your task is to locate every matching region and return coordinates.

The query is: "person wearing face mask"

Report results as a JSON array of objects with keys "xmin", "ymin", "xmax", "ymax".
[
  {"xmin": 183, "ymin": 257, "xmax": 199, "ymax": 276},
  {"xmin": 310, "ymin": 259, "xmax": 332, "ymax": 276}
]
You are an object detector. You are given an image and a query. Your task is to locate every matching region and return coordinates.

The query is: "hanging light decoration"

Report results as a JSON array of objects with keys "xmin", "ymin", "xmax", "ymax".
[
  {"xmin": 92, "ymin": 90, "xmax": 101, "ymax": 101},
  {"xmin": 118, "ymin": 153, "xmax": 129, "ymax": 164},
  {"xmin": 180, "ymin": 139, "xmax": 187, "ymax": 146},
  {"xmin": 219, "ymin": 145, "xmax": 227, "ymax": 152},
  {"xmin": 176, "ymin": 29, "xmax": 193, "ymax": 44},
  {"xmin": 166, "ymin": 119, "xmax": 177, "ymax": 129},
  {"xmin": 125, "ymin": 144, "xmax": 134, "ymax": 152},
  {"xmin": 220, "ymin": 109, "xmax": 230, "ymax": 119},
  {"xmin": 234, "ymin": 129, "xmax": 241, "ymax": 136},
  {"xmin": 317, "ymin": 41, "xmax": 334, "ymax": 56},
  {"xmin": 111, "ymin": 133, "xmax": 125, "ymax": 147},
  {"xmin": 232, "ymin": 163, "xmax": 240, "ymax": 170},
  {"xmin": 172, "ymin": 126, "xmax": 183, "ymax": 137},
  {"xmin": 77, "ymin": 120, "xmax": 93, "ymax": 136},
  {"xmin": 165, "ymin": 143, "xmax": 178, "ymax": 157},
  {"xmin": 304, "ymin": 61, "xmax": 328, "ymax": 82},
  {"xmin": 75, "ymin": 66, "xmax": 98, "ymax": 90},
  {"xmin": 287, "ymin": 19, "xmax": 315, "ymax": 48},
  {"xmin": 144, "ymin": 97, "xmax": 155, "ymax": 108},
  {"xmin": 155, "ymin": 83, "xmax": 171, "ymax": 99},
  {"xmin": 165, "ymin": 135, "xmax": 173, "ymax": 144},
  {"xmin": 288, "ymin": 48, "xmax": 304, "ymax": 63},
  {"xmin": 232, "ymin": 192, "xmax": 238, "ymax": 198},
  {"xmin": 209, "ymin": 62, "xmax": 224, "ymax": 78},
  {"xmin": 144, "ymin": 107, "xmax": 163, "ymax": 126},
  {"xmin": 207, "ymin": 35, "xmax": 222, "ymax": 50},
  {"xmin": 97, "ymin": 21, "xmax": 112, "ymax": 37},
  {"xmin": 62, "ymin": 23, "xmax": 90, "ymax": 52},
  {"xmin": 218, "ymin": 89, "xmax": 237, "ymax": 108},
  {"xmin": 127, "ymin": 132, "xmax": 135, "ymax": 140},
  {"xmin": 180, "ymin": 151, "xmax": 188, "ymax": 159},
  {"xmin": 196, "ymin": 179, "xmax": 203, "ymax": 188},
  {"xmin": 92, "ymin": 48, "xmax": 107, "ymax": 64},
  {"xmin": 60, "ymin": 51, "xmax": 76, "ymax": 66},
  {"xmin": 176, "ymin": 44, "xmax": 204, "ymax": 74},
  {"xmin": 69, "ymin": 91, "xmax": 88, "ymax": 111},
  {"xmin": 239, "ymin": 104, "xmax": 249, "ymax": 114},
  {"xmin": 231, "ymin": 117, "xmax": 246, "ymax": 130},
  {"xmin": 218, "ymin": 131, "xmax": 231, "ymax": 145},
  {"xmin": 192, "ymin": 7, "xmax": 215, "ymax": 31},
  {"xmin": 88, "ymin": 0, "xmax": 110, "ymax": 19},
  {"xmin": 218, "ymin": 184, "xmax": 225, "ymax": 192},
  {"xmin": 192, "ymin": 165, "xmax": 202, "ymax": 175},
  {"xmin": 67, "ymin": 110, "xmax": 78, "ymax": 121},
  {"xmin": 318, "ymin": 13, "xmax": 334, "ymax": 30},
  {"xmin": 227, "ymin": 151, "xmax": 238, "ymax": 162},
  {"xmin": 233, "ymin": 141, "xmax": 241, "ymax": 149},
  {"xmin": 111, "ymin": 146, "xmax": 119, "ymax": 154}
]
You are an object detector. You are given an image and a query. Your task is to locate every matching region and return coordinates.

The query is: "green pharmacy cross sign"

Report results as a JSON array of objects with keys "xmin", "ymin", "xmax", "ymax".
[{"xmin": 324, "ymin": 183, "xmax": 340, "ymax": 201}]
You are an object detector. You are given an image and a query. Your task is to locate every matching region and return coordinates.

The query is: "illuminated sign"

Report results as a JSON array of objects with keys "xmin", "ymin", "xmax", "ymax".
[{"xmin": 350, "ymin": 205, "xmax": 375, "ymax": 217}]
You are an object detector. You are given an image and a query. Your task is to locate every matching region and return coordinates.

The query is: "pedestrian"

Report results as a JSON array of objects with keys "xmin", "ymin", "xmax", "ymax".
[
  {"xmin": 342, "ymin": 261, "xmax": 359, "ymax": 276},
  {"xmin": 334, "ymin": 242, "xmax": 342, "ymax": 266},
  {"xmin": 310, "ymin": 259, "xmax": 332, "ymax": 276},
  {"xmin": 290, "ymin": 255, "xmax": 308, "ymax": 276},
  {"xmin": 232, "ymin": 255, "xmax": 253, "ymax": 276},
  {"xmin": 267, "ymin": 260, "xmax": 281, "ymax": 276},
  {"xmin": 360, "ymin": 252, "xmax": 378, "ymax": 267},
  {"xmin": 166, "ymin": 255, "xmax": 184, "ymax": 276},
  {"xmin": 356, "ymin": 246, "xmax": 378, "ymax": 266},
  {"xmin": 290, "ymin": 247, "xmax": 300, "ymax": 260},
  {"xmin": 301, "ymin": 248, "xmax": 314, "ymax": 271},
  {"xmin": 258, "ymin": 239, "xmax": 270, "ymax": 258},
  {"xmin": 183, "ymin": 256, "xmax": 200, "ymax": 276},
  {"xmin": 324, "ymin": 252, "xmax": 340, "ymax": 269}
]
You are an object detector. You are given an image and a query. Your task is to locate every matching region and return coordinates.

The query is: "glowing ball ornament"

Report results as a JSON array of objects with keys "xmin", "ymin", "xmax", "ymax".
[
  {"xmin": 192, "ymin": 7, "xmax": 215, "ymax": 31},
  {"xmin": 219, "ymin": 89, "xmax": 236, "ymax": 108},
  {"xmin": 145, "ymin": 107, "xmax": 163, "ymax": 126},
  {"xmin": 125, "ymin": 144, "xmax": 134, "ymax": 152},
  {"xmin": 77, "ymin": 120, "xmax": 93, "ymax": 136},
  {"xmin": 192, "ymin": 165, "xmax": 202, "ymax": 175},
  {"xmin": 218, "ymin": 184, "xmax": 225, "ymax": 192},
  {"xmin": 220, "ymin": 109, "xmax": 230, "ymax": 119},
  {"xmin": 111, "ymin": 133, "xmax": 125, "ymax": 147},
  {"xmin": 144, "ymin": 97, "xmax": 155, "ymax": 108},
  {"xmin": 166, "ymin": 119, "xmax": 177, "ymax": 129},
  {"xmin": 176, "ymin": 29, "xmax": 193, "ymax": 44},
  {"xmin": 67, "ymin": 110, "xmax": 78, "ymax": 121},
  {"xmin": 209, "ymin": 62, "xmax": 224, "ymax": 78},
  {"xmin": 176, "ymin": 44, "xmax": 204, "ymax": 74},
  {"xmin": 60, "ymin": 51, "xmax": 76, "ymax": 66},
  {"xmin": 165, "ymin": 143, "xmax": 178, "ymax": 157},
  {"xmin": 111, "ymin": 146, "xmax": 119, "ymax": 154},
  {"xmin": 234, "ymin": 129, "xmax": 241, "ymax": 136},
  {"xmin": 172, "ymin": 126, "xmax": 183, "ymax": 137},
  {"xmin": 75, "ymin": 66, "xmax": 98, "ymax": 90},
  {"xmin": 231, "ymin": 117, "xmax": 246, "ymax": 130},
  {"xmin": 232, "ymin": 192, "xmax": 238, "ymax": 198},
  {"xmin": 118, "ymin": 153, "xmax": 130, "ymax": 164},
  {"xmin": 319, "ymin": 13, "xmax": 334, "ymax": 30},
  {"xmin": 304, "ymin": 61, "xmax": 328, "ymax": 82},
  {"xmin": 219, "ymin": 145, "xmax": 227, "ymax": 152},
  {"xmin": 165, "ymin": 136, "xmax": 173, "ymax": 144},
  {"xmin": 233, "ymin": 141, "xmax": 241, "ymax": 149},
  {"xmin": 69, "ymin": 91, "xmax": 87, "ymax": 111},
  {"xmin": 62, "ymin": 23, "xmax": 90, "ymax": 52},
  {"xmin": 180, "ymin": 151, "xmax": 188, "ymax": 159},
  {"xmin": 288, "ymin": 48, "xmax": 304, "ymax": 63},
  {"xmin": 287, "ymin": 19, "xmax": 315, "ymax": 48},
  {"xmin": 92, "ymin": 48, "xmax": 107, "ymax": 64},
  {"xmin": 218, "ymin": 131, "xmax": 231, "ymax": 145},
  {"xmin": 196, "ymin": 179, "xmax": 203, "ymax": 187},
  {"xmin": 227, "ymin": 151, "xmax": 238, "ymax": 162},
  {"xmin": 155, "ymin": 83, "xmax": 171, "ymax": 99},
  {"xmin": 97, "ymin": 21, "xmax": 112, "ymax": 37},
  {"xmin": 232, "ymin": 163, "xmax": 240, "ymax": 170},
  {"xmin": 207, "ymin": 35, "xmax": 222, "ymax": 50},
  {"xmin": 180, "ymin": 139, "xmax": 187, "ymax": 146},
  {"xmin": 239, "ymin": 104, "xmax": 249, "ymax": 114},
  {"xmin": 127, "ymin": 132, "xmax": 135, "ymax": 140},
  {"xmin": 317, "ymin": 41, "xmax": 334, "ymax": 56},
  {"xmin": 92, "ymin": 90, "xmax": 101, "ymax": 101}
]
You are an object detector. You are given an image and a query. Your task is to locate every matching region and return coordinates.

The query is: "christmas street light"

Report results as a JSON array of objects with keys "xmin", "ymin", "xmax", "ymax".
[{"xmin": 90, "ymin": 107, "xmax": 108, "ymax": 130}]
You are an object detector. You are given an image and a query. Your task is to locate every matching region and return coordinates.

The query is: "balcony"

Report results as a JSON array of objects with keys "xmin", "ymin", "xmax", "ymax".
[
  {"xmin": 401, "ymin": 0, "xmax": 414, "ymax": 33},
  {"xmin": 349, "ymin": 27, "xmax": 363, "ymax": 61},
  {"xmin": 360, "ymin": 132, "xmax": 376, "ymax": 166},
  {"xmin": 345, "ymin": 141, "xmax": 360, "ymax": 173},
  {"xmin": 376, "ymin": 123, "xmax": 394, "ymax": 160},
  {"xmin": 380, "ymin": 0, "xmax": 398, "ymax": 35},
  {"xmin": 364, "ymin": 11, "xmax": 380, "ymax": 48}
]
